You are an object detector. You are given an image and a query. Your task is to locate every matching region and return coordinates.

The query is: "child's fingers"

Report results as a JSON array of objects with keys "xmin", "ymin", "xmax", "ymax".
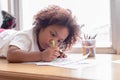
[
  {"xmin": 52, "ymin": 46, "xmax": 59, "ymax": 52},
  {"xmin": 59, "ymin": 53, "xmax": 67, "ymax": 58},
  {"xmin": 53, "ymin": 52, "xmax": 60, "ymax": 57}
]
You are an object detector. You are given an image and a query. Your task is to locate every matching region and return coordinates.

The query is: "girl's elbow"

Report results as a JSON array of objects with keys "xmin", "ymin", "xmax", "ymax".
[
  {"xmin": 7, "ymin": 46, "xmax": 20, "ymax": 63},
  {"xmin": 7, "ymin": 52, "xmax": 15, "ymax": 63}
]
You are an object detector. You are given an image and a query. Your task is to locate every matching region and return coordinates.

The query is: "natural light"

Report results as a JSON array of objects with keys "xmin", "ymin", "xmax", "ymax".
[
  {"xmin": 0, "ymin": 0, "xmax": 111, "ymax": 47},
  {"xmin": 21, "ymin": 0, "xmax": 111, "ymax": 47}
]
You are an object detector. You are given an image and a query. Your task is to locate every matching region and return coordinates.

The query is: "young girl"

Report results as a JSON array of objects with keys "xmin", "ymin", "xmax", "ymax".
[{"xmin": 0, "ymin": 5, "xmax": 80, "ymax": 63}]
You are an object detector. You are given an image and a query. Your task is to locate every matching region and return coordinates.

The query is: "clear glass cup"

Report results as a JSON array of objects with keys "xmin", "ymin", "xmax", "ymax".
[{"xmin": 81, "ymin": 39, "xmax": 96, "ymax": 57}]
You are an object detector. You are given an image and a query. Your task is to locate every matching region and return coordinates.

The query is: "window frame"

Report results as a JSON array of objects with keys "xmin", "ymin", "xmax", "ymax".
[
  {"xmin": 0, "ymin": 0, "xmax": 1, "ymax": 24},
  {"xmin": 7, "ymin": 0, "xmax": 22, "ymax": 30},
  {"xmin": 111, "ymin": 0, "xmax": 120, "ymax": 54}
]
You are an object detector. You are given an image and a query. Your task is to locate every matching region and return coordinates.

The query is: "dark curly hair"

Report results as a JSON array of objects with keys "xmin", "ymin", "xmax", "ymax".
[{"xmin": 33, "ymin": 5, "xmax": 80, "ymax": 51}]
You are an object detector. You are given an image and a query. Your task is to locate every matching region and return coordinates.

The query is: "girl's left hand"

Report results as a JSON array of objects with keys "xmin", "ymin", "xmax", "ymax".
[{"xmin": 58, "ymin": 51, "xmax": 67, "ymax": 58}]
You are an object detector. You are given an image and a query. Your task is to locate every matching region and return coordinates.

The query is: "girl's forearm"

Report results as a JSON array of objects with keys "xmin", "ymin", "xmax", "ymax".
[
  {"xmin": 7, "ymin": 47, "xmax": 42, "ymax": 63},
  {"xmin": 7, "ymin": 51, "xmax": 42, "ymax": 63}
]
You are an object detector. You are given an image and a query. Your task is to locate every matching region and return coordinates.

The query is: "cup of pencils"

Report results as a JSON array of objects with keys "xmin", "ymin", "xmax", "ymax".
[{"xmin": 81, "ymin": 38, "xmax": 96, "ymax": 58}]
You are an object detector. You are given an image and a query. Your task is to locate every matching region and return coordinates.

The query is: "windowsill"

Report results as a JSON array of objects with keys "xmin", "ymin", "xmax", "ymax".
[{"xmin": 68, "ymin": 46, "xmax": 115, "ymax": 54}]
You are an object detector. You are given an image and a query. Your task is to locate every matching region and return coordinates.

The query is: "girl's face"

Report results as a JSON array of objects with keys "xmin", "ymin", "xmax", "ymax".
[{"xmin": 38, "ymin": 25, "xmax": 69, "ymax": 50}]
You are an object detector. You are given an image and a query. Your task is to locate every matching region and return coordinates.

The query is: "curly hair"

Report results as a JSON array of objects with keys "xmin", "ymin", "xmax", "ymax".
[{"xmin": 33, "ymin": 5, "xmax": 80, "ymax": 51}]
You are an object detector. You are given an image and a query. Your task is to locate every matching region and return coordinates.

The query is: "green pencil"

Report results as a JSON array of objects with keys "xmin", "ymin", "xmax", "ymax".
[{"xmin": 52, "ymin": 40, "xmax": 55, "ymax": 48}]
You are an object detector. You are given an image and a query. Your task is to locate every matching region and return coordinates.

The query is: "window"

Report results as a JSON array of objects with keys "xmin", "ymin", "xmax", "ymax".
[
  {"xmin": 21, "ymin": 0, "xmax": 111, "ymax": 46},
  {"xmin": 0, "ymin": 0, "xmax": 8, "ymax": 25},
  {"xmin": 8, "ymin": 0, "xmax": 120, "ymax": 54}
]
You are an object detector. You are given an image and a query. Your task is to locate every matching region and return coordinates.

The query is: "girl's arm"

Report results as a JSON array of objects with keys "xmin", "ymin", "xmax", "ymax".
[
  {"xmin": 7, "ymin": 45, "xmax": 42, "ymax": 63},
  {"xmin": 7, "ymin": 45, "xmax": 60, "ymax": 63}
]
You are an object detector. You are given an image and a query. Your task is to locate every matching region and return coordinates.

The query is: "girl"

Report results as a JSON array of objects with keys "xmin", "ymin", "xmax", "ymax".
[{"xmin": 0, "ymin": 5, "xmax": 80, "ymax": 63}]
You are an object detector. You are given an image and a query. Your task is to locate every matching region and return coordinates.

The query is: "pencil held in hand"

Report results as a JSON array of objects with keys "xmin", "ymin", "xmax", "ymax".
[{"xmin": 52, "ymin": 40, "xmax": 55, "ymax": 48}]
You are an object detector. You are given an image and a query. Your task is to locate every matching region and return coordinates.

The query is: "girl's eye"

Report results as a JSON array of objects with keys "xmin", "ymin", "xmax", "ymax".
[{"xmin": 50, "ymin": 32, "xmax": 56, "ymax": 37}]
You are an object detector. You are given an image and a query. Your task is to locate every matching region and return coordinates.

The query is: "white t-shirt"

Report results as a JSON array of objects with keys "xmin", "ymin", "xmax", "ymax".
[{"xmin": 0, "ymin": 28, "xmax": 39, "ymax": 57}]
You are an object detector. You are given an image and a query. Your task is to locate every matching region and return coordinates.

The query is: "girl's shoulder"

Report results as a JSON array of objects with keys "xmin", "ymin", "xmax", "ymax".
[{"xmin": 15, "ymin": 28, "xmax": 34, "ymax": 37}]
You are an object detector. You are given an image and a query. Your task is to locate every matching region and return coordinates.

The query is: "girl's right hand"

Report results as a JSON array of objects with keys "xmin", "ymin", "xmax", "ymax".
[{"xmin": 40, "ymin": 47, "xmax": 60, "ymax": 62}]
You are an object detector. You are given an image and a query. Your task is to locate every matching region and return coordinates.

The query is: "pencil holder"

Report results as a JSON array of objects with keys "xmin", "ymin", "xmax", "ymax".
[{"xmin": 81, "ymin": 39, "xmax": 96, "ymax": 57}]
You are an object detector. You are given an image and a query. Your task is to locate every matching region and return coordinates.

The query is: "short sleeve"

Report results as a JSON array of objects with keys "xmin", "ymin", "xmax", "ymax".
[{"xmin": 9, "ymin": 34, "xmax": 31, "ymax": 51}]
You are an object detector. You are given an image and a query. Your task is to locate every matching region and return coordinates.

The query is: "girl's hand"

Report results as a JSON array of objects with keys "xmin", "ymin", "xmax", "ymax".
[
  {"xmin": 40, "ymin": 47, "xmax": 60, "ymax": 62},
  {"xmin": 58, "ymin": 51, "xmax": 67, "ymax": 58}
]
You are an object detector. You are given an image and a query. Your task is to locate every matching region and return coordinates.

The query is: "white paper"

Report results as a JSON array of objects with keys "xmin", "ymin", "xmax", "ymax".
[{"xmin": 24, "ymin": 54, "xmax": 96, "ymax": 69}]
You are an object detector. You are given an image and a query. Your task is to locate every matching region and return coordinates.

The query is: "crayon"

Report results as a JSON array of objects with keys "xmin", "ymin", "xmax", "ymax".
[{"xmin": 52, "ymin": 40, "xmax": 55, "ymax": 48}]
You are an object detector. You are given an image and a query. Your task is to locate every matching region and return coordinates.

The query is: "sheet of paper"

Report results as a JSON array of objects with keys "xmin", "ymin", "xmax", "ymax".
[{"xmin": 24, "ymin": 54, "xmax": 96, "ymax": 69}]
